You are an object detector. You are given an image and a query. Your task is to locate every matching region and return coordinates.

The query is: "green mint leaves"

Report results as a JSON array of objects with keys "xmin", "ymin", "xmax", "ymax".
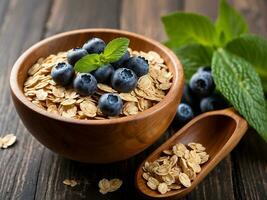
[
  {"xmin": 173, "ymin": 44, "xmax": 213, "ymax": 81},
  {"xmin": 74, "ymin": 54, "xmax": 102, "ymax": 73},
  {"xmin": 74, "ymin": 37, "xmax": 129, "ymax": 73},
  {"xmin": 215, "ymin": 0, "xmax": 248, "ymax": 45},
  {"xmin": 162, "ymin": 0, "xmax": 267, "ymax": 142},
  {"xmin": 162, "ymin": 13, "xmax": 217, "ymax": 48},
  {"xmin": 226, "ymin": 34, "xmax": 267, "ymax": 93},
  {"xmin": 212, "ymin": 49, "xmax": 267, "ymax": 142},
  {"xmin": 103, "ymin": 37, "xmax": 130, "ymax": 63}
]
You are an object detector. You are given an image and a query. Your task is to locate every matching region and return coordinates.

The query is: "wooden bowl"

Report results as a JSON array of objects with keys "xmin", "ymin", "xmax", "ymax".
[{"xmin": 10, "ymin": 29, "xmax": 184, "ymax": 163}]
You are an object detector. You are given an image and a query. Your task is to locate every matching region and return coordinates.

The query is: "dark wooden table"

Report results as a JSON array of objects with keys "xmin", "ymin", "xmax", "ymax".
[{"xmin": 0, "ymin": 0, "xmax": 266, "ymax": 199}]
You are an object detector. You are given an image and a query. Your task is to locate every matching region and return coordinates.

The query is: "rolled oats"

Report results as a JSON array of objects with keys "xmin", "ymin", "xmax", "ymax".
[
  {"xmin": 23, "ymin": 50, "xmax": 172, "ymax": 120},
  {"xmin": 147, "ymin": 177, "xmax": 159, "ymax": 190},
  {"xmin": 0, "ymin": 134, "xmax": 16, "ymax": 149},
  {"xmin": 63, "ymin": 179, "xmax": 78, "ymax": 187},
  {"xmin": 142, "ymin": 142, "xmax": 209, "ymax": 195},
  {"xmin": 158, "ymin": 182, "xmax": 169, "ymax": 194},
  {"xmin": 98, "ymin": 178, "xmax": 122, "ymax": 194},
  {"xmin": 178, "ymin": 173, "xmax": 191, "ymax": 188}
]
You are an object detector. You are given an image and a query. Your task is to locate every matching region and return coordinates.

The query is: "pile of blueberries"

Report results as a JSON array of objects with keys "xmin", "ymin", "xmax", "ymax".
[
  {"xmin": 51, "ymin": 37, "xmax": 149, "ymax": 116},
  {"xmin": 174, "ymin": 66, "xmax": 228, "ymax": 125}
]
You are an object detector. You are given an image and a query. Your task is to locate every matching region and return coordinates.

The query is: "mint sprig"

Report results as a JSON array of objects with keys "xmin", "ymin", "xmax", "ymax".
[
  {"xmin": 74, "ymin": 37, "xmax": 129, "ymax": 73},
  {"xmin": 212, "ymin": 49, "xmax": 267, "ymax": 141},
  {"xmin": 162, "ymin": 0, "xmax": 267, "ymax": 142}
]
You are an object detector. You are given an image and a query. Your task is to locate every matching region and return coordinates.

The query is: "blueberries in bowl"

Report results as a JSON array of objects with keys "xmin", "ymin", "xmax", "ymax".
[
  {"xmin": 92, "ymin": 64, "xmax": 114, "ymax": 83},
  {"xmin": 98, "ymin": 93, "xmax": 123, "ymax": 116},
  {"xmin": 174, "ymin": 103, "xmax": 194, "ymax": 124},
  {"xmin": 51, "ymin": 62, "xmax": 74, "ymax": 86},
  {"xmin": 67, "ymin": 48, "xmax": 88, "ymax": 65},
  {"xmin": 189, "ymin": 71, "xmax": 215, "ymax": 97},
  {"xmin": 73, "ymin": 73, "xmax": 97, "ymax": 96},
  {"xmin": 82, "ymin": 37, "xmax": 106, "ymax": 54},
  {"xmin": 111, "ymin": 68, "xmax": 138, "ymax": 93},
  {"xmin": 111, "ymin": 50, "xmax": 130, "ymax": 69},
  {"xmin": 125, "ymin": 56, "xmax": 149, "ymax": 77}
]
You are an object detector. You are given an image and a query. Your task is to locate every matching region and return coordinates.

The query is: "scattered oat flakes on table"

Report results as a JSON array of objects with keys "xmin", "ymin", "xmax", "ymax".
[
  {"xmin": 0, "ymin": 134, "xmax": 16, "ymax": 149},
  {"xmin": 98, "ymin": 178, "xmax": 123, "ymax": 194},
  {"xmin": 63, "ymin": 179, "xmax": 78, "ymax": 187}
]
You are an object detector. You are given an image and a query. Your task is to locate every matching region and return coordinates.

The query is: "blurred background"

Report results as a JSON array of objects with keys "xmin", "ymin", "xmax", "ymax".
[{"xmin": 0, "ymin": 0, "xmax": 266, "ymax": 200}]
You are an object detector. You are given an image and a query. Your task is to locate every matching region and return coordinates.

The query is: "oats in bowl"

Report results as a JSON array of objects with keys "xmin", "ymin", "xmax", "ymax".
[{"xmin": 23, "ymin": 49, "xmax": 173, "ymax": 120}]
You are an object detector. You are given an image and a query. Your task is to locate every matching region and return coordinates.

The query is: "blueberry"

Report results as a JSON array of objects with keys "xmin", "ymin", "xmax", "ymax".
[
  {"xmin": 111, "ymin": 68, "xmax": 137, "ymax": 93},
  {"xmin": 125, "ymin": 56, "xmax": 149, "ymax": 77},
  {"xmin": 200, "ymin": 95, "xmax": 228, "ymax": 113},
  {"xmin": 82, "ymin": 38, "xmax": 106, "ymax": 54},
  {"xmin": 181, "ymin": 84, "xmax": 198, "ymax": 106},
  {"xmin": 174, "ymin": 103, "xmax": 194, "ymax": 124},
  {"xmin": 189, "ymin": 71, "xmax": 215, "ymax": 97},
  {"xmin": 67, "ymin": 48, "xmax": 88, "ymax": 65},
  {"xmin": 197, "ymin": 66, "xmax": 211, "ymax": 73},
  {"xmin": 73, "ymin": 73, "xmax": 97, "ymax": 96},
  {"xmin": 51, "ymin": 62, "xmax": 74, "ymax": 86},
  {"xmin": 92, "ymin": 64, "xmax": 114, "ymax": 83},
  {"xmin": 98, "ymin": 93, "xmax": 123, "ymax": 116},
  {"xmin": 111, "ymin": 51, "xmax": 130, "ymax": 69}
]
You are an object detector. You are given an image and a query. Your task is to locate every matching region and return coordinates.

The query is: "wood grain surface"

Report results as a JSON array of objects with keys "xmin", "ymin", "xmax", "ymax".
[{"xmin": 0, "ymin": 0, "xmax": 266, "ymax": 199}]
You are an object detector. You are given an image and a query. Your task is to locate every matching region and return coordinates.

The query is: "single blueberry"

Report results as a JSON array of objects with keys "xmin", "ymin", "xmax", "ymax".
[
  {"xmin": 73, "ymin": 73, "xmax": 97, "ymax": 96},
  {"xmin": 174, "ymin": 103, "xmax": 194, "ymax": 124},
  {"xmin": 125, "ymin": 56, "xmax": 149, "ymax": 77},
  {"xmin": 189, "ymin": 71, "xmax": 215, "ymax": 97},
  {"xmin": 200, "ymin": 95, "xmax": 228, "ymax": 113},
  {"xmin": 111, "ymin": 68, "xmax": 138, "ymax": 93},
  {"xmin": 181, "ymin": 84, "xmax": 198, "ymax": 106},
  {"xmin": 51, "ymin": 62, "xmax": 74, "ymax": 86},
  {"xmin": 111, "ymin": 51, "xmax": 130, "ymax": 69},
  {"xmin": 197, "ymin": 66, "xmax": 211, "ymax": 73},
  {"xmin": 82, "ymin": 38, "xmax": 106, "ymax": 54},
  {"xmin": 92, "ymin": 64, "xmax": 114, "ymax": 83},
  {"xmin": 67, "ymin": 48, "xmax": 88, "ymax": 66},
  {"xmin": 98, "ymin": 93, "xmax": 123, "ymax": 116}
]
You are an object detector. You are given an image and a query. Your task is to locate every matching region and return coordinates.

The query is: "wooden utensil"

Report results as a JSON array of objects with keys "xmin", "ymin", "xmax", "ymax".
[{"xmin": 135, "ymin": 108, "xmax": 248, "ymax": 199}]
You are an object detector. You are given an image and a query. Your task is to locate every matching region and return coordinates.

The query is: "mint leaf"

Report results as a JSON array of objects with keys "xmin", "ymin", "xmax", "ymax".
[
  {"xmin": 74, "ymin": 37, "xmax": 130, "ymax": 73},
  {"xmin": 226, "ymin": 34, "xmax": 267, "ymax": 93},
  {"xmin": 162, "ymin": 12, "xmax": 216, "ymax": 48},
  {"xmin": 212, "ymin": 49, "xmax": 267, "ymax": 142},
  {"xmin": 74, "ymin": 54, "xmax": 102, "ymax": 73},
  {"xmin": 104, "ymin": 37, "xmax": 129, "ymax": 63},
  {"xmin": 173, "ymin": 43, "xmax": 213, "ymax": 81},
  {"xmin": 215, "ymin": 0, "xmax": 248, "ymax": 45}
]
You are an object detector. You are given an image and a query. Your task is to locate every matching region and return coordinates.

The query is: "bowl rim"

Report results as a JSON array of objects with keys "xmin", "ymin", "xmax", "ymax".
[{"xmin": 10, "ymin": 28, "xmax": 184, "ymax": 125}]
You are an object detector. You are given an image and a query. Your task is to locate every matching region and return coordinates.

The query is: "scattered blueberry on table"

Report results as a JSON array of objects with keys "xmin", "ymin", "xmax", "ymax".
[
  {"xmin": 174, "ymin": 66, "xmax": 228, "ymax": 126},
  {"xmin": 174, "ymin": 103, "xmax": 194, "ymax": 124}
]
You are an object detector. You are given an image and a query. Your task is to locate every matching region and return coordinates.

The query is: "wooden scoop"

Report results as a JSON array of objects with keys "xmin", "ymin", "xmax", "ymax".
[{"xmin": 135, "ymin": 108, "xmax": 248, "ymax": 199}]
